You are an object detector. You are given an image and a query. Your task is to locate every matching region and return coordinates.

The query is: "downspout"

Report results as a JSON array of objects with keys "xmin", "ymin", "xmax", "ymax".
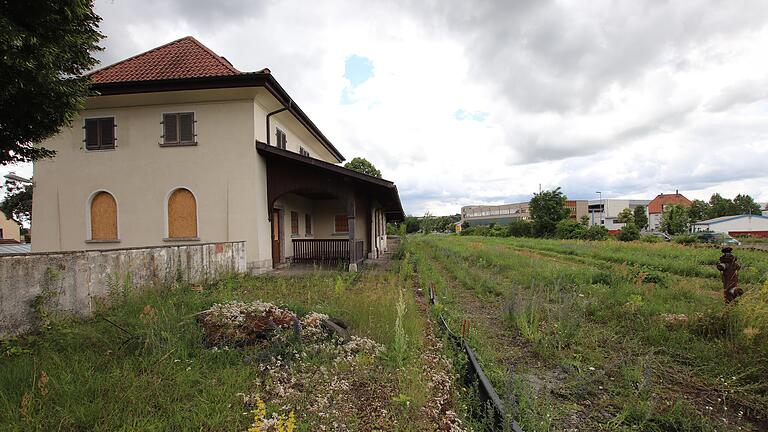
[{"xmin": 265, "ymin": 99, "xmax": 291, "ymax": 146}]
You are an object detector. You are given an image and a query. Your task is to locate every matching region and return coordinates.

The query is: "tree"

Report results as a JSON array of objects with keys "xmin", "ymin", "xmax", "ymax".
[
  {"xmin": 344, "ymin": 157, "xmax": 382, "ymax": 178},
  {"xmin": 403, "ymin": 216, "xmax": 420, "ymax": 233},
  {"xmin": 529, "ymin": 187, "xmax": 572, "ymax": 237},
  {"xmin": 688, "ymin": 199, "xmax": 710, "ymax": 223},
  {"xmin": 617, "ymin": 223, "xmax": 641, "ymax": 241},
  {"xmin": 420, "ymin": 212, "xmax": 437, "ymax": 233},
  {"xmin": 616, "ymin": 208, "xmax": 635, "ymax": 224},
  {"xmin": 633, "ymin": 205, "xmax": 648, "ymax": 230},
  {"xmin": 0, "ymin": 180, "xmax": 33, "ymax": 225},
  {"xmin": 660, "ymin": 204, "xmax": 690, "ymax": 235},
  {"xmin": 708, "ymin": 193, "xmax": 738, "ymax": 219},
  {"xmin": 733, "ymin": 194, "xmax": 761, "ymax": 215},
  {"xmin": 579, "ymin": 215, "xmax": 590, "ymax": 226},
  {"xmin": 1, "ymin": 0, "xmax": 103, "ymax": 165}
]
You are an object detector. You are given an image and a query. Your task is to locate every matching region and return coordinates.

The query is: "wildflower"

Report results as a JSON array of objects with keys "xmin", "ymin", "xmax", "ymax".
[{"xmin": 248, "ymin": 397, "xmax": 267, "ymax": 432}]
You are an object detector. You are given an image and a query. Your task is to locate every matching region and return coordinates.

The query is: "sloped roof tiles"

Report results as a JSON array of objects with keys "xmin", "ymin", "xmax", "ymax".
[{"xmin": 89, "ymin": 36, "xmax": 240, "ymax": 84}]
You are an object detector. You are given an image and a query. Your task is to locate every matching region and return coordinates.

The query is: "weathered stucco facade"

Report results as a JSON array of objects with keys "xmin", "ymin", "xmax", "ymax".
[{"xmin": 31, "ymin": 37, "xmax": 403, "ymax": 272}]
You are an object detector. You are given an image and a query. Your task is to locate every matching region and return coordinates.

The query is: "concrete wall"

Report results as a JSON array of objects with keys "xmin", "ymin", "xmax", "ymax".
[{"xmin": 0, "ymin": 241, "xmax": 245, "ymax": 337}]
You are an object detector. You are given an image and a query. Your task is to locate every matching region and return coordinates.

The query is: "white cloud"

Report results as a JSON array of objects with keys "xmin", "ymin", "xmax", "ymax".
[{"xmin": 4, "ymin": 0, "xmax": 768, "ymax": 215}]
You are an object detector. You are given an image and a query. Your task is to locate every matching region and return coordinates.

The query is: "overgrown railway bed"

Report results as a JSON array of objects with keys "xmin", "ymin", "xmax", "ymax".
[{"xmin": 408, "ymin": 235, "xmax": 768, "ymax": 432}]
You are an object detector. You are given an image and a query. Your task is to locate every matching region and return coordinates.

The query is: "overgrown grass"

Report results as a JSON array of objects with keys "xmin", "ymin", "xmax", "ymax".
[
  {"xmin": 0, "ymin": 263, "xmax": 444, "ymax": 431},
  {"xmin": 494, "ymin": 236, "xmax": 768, "ymax": 284},
  {"xmin": 408, "ymin": 235, "xmax": 768, "ymax": 431}
]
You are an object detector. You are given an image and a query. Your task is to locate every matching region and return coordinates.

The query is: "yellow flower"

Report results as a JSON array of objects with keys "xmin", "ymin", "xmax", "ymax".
[{"xmin": 248, "ymin": 397, "xmax": 267, "ymax": 432}]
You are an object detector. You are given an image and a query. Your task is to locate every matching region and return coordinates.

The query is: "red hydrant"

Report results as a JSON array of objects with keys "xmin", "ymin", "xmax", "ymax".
[{"xmin": 716, "ymin": 247, "xmax": 743, "ymax": 303}]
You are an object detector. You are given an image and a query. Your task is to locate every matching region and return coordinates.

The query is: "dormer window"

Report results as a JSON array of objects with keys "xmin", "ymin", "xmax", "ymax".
[
  {"xmin": 276, "ymin": 128, "xmax": 287, "ymax": 150},
  {"xmin": 162, "ymin": 112, "xmax": 196, "ymax": 146},
  {"xmin": 84, "ymin": 117, "xmax": 116, "ymax": 150}
]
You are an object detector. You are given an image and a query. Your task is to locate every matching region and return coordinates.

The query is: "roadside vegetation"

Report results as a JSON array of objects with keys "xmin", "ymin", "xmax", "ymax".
[
  {"xmin": 0, "ymin": 259, "xmax": 468, "ymax": 431},
  {"xmin": 408, "ymin": 234, "xmax": 768, "ymax": 431}
]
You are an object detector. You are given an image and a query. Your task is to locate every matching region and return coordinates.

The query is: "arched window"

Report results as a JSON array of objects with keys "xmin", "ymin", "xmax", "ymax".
[
  {"xmin": 90, "ymin": 191, "xmax": 118, "ymax": 240},
  {"xmin": 167, "ymin": 188, "xmax": 198, "ymax": 238}
]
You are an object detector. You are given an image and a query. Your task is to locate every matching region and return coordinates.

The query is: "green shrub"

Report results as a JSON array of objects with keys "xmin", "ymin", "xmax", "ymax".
[
  {"xmin": 672, "ymin": 234, "xmax": 697, "ymax": 245},
  {"xmin": 582, "ymin": 225, "xmax": 609, "ymax": 241},
  {"xmin": 506, "ymin": 219, "xmax": 534, "ymax": 237},
  {"xmin": 617, "ymin": 223, "xmax": 641, "ymax": 242},
  {"xmin": 555, "ymin": 219, "xmax": 586, "ymax": 239}
]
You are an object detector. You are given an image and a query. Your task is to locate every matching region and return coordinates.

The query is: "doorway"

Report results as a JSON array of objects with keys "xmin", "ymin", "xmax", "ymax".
[{"xmin": 271, "ymin": 208, "xmax": 282, "ymax": 268}]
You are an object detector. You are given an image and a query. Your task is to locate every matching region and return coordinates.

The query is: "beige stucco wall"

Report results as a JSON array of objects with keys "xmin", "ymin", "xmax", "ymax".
[
  {"xmin": 31, "ymin": 87, "xmax": 343, "ymax": 272},
  {"xmin": 0, "ymin": 214, "xmax": 21, "ymax": 242}
]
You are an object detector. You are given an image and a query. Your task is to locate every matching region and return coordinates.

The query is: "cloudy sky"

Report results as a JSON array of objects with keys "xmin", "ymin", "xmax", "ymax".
[{"xmin": 5, "ymin": 0, "xmax": 768, "ymax": 215}]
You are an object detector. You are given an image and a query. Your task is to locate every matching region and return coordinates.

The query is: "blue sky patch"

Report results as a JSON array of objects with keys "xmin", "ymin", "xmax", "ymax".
[
  {"xmin": 344, "ymin": 55, "xmax": 373, "ymax": 87},
  {"xmin": 454, "ymin": 109, "xmax": 489, "ymax": 121}
]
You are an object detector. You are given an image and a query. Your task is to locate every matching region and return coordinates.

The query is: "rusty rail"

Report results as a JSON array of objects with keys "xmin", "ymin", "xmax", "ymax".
[{"xmin": 429, "ymin": 283, "xmax": 524, "ymax": 432}]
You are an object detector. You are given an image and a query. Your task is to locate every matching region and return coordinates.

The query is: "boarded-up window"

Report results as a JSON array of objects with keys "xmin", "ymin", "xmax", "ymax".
[
  {"xmin": 162, "ymin": 112, "xmax": 195, "ymax": 145},
  {"xmin": 168, "ymin": 188, "xmax": 198, "ymax": 238},
  {"xmin": 305, "ymin": 214, "xmax": 312, "ymax": 235},
  {"xmin": 334, "ymin": 214, "xmax": 349, "ymax": 233},
  {"xmin": 90, "ymin": 191, "xmax": 118, "ymax": 240},
  {"xmin": 291, "ymin": 211, "xmax": 299, "ymax": 235},
  {"xmin": 84, "ymin": 118, "xmax": 116, "ymax": 150}
]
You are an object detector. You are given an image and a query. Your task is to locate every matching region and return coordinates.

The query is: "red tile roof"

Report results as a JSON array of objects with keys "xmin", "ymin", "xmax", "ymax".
[
  {"xmin": 89, "ymin": 36, "xmax": 240, "ymax": 84},
  {"xmin": 648, "ymin": 193, "xmax": 692, "ymax": 214}
]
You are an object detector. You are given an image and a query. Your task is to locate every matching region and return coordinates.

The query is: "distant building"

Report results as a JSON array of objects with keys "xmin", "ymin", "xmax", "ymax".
[
  {"xmin": 460, "ymin": 202, "xmax": 530, "ymax": 226},
  {"xmin": 648, "ymin": 191, "xmax": 692, "ymax": 231},
  {"xmin": 460, "ymin": 200, "xmax": 588, "ymax": 227},
  {"xmin": 588, "ymin": 199, "xmax": 651, "ymax": 232},
  {"xmin": 0, "ymin": 213, "xmax": 21, "ymax": 243},
  {"xmin": 692, "ymin": 214, "xmax": 768, "ymax": 238},
  {"xmin": 761, "ymin": 203, "xmax": 768, "ymax": 217},
  {"xmin": 565, "ymin": 200, "xmax": 588, "ymax": 220}
]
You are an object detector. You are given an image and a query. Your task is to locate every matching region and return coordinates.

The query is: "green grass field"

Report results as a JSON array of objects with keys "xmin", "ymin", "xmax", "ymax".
[
  {"xmin": 409, "ymin": 235, "xmax": 768, "ymax": 431},
  {"xmin": 0, "ymin": 261, "xmax": 469, "ymax": 431}
]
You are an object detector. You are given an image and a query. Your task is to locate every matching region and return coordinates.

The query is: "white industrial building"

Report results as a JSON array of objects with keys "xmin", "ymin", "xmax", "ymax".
[
  {"xmin": 588, "ymin": 199, "xmax": 651, "ymax": 232},
  {"xmin": 692, "ymin": 214, "xmax": 768, "ymax": 238}
]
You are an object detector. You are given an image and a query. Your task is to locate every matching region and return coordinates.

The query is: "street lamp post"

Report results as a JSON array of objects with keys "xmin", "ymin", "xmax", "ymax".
[{"xmin": 596, "ymin": 191, "xmax": 603, "ymax": 225}]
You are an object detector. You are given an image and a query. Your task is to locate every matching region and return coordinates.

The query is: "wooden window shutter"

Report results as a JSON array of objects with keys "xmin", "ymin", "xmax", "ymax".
[
  {"xmin": 305, "ymin": 214, "xmax": 312, "ymax": 235},
  {"xmin": 84, "ymin": 119, "xmax": 99, "ymax": 150},
  {"xmin": 163, "ymin": 113, "xmax": 178, "ymax": 143},
  {"xmin": 179, "ymin": 113, "xmax": 194, "ymax": 143},
  {"xmin": 335, "ymin": 214, "xmax": 349, "ymax": 233},
  {"xmin": 168, "ymin": 188, "xmax": 198, "ymax": 238},
  {"xmin": 100, "ymin": 118, "xmax": 115, "ymax": 149},
  {"xmin": 90, "ymin": 191, "xmax": 118, "ymax": 240},
  {"xmin": 291, "ymin": 211, "xmax": 299, "ymax": 234}
]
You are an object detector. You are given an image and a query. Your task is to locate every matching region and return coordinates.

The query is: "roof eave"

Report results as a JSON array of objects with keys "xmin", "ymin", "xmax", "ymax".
[{"xmin": 256, "ymin": 143, "xmax": 404, "ymax": 220}]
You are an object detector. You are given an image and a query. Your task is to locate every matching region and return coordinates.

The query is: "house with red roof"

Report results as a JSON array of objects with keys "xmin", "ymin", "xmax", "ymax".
[
  {"xmin": 647, "ymin": 190, "xmax": 692, "ymax": 231},
  {"xmin": 31, "ymin": 37, "xmax": 403, "ymax": 272}
]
